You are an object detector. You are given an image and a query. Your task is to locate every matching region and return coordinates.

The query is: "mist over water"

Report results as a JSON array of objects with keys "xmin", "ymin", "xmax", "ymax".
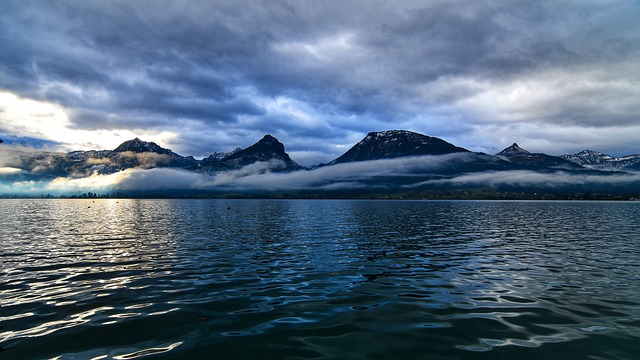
[{"xmin": 1, "ymin": 199, "xmax": 639, "ymax": 359}]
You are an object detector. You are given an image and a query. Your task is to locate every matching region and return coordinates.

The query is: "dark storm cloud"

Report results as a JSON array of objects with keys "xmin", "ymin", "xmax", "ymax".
[{"xmin": 1, "ymin": 0, "xmax": 639, "ymax": 162}]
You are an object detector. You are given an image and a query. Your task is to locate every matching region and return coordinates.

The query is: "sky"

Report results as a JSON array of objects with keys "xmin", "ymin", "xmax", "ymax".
[{"xmin": 1, "ymin": 0, "xmax": 639, "ymax": 166}]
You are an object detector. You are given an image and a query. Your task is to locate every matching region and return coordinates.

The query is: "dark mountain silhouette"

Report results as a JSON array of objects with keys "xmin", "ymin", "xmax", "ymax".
[
  {"xmin": 329, "ymin": 130, "xmax": 469, "ymax": 165},
  {"xmin": 497, "ymin": 143, "xmax": 583, "ymax": 170},
  {"xmin": 200, "ymin": 135, "xmax": 302, "ymax": 172},
  {"xmin": 112, "ymin": 137, "xmax": 174, "ymax": 154},
  {"xmin": 3, "ymin": 131, "xmax": 638, "ymax": 195}
]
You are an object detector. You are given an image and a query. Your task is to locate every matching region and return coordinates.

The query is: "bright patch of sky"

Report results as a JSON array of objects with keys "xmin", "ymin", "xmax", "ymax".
[{"xmin": 0, "ymin": 92, "xmax": 176, "ymax": 151}]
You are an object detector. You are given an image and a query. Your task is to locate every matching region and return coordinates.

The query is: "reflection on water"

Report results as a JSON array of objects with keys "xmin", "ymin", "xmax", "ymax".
[{"xmin": 1, "ymin": 199, "xmax": 639, "ymax": 359}]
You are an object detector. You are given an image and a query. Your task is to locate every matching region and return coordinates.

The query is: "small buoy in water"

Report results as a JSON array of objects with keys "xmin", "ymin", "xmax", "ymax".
[{"xmin": 227, "ymin": 205, "xmax": 231, "ymax": 210}]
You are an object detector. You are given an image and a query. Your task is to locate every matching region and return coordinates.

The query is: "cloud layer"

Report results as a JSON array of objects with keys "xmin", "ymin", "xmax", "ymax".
[
  {"xmin": 1, "ymin": 1, "xmax": 640, "ymax": 164},
  {"xmin": 3, "ymin": 154, "xmax": 640, "ymax": 196}
]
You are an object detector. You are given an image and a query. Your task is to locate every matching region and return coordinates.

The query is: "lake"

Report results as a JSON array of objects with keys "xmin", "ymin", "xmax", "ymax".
[{"xmin": 1, "ymin": 199, "xmax": 639, "ymax": 359}]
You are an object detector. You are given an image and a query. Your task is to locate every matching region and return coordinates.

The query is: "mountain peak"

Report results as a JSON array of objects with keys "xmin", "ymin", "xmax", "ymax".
[
  {"xmin": 330, "ymin": 130, "xmax": 468, "ymax": 164},
  {"xmin": 250, "ymin": 134, "xmax": 284, "ymax": 153},
  {"xmin": 254, "ymin": 134, "xmax": 284, "ymax": 152},
  {"xmin": 368, "ymin": 130, "xmax": 416, "ymax": 137},
  {"xmin": 498, "ymin": 143, "xmax": 529, "ymax": 156},
  {"xmin": 113, "ymin": 138, "xmax": 171, "ymax": 154},
  {"xmin": 576, "ymin": 150, "xmax": 608, "ymax": 157},
  {"xmin": 259, "ymin": 134, "xmax": 278, "ymax": 143},
  {"xmin": 498, "ymin": 143, "xmax": 584, "ymax": 170},
  {"xmin": 201, "ymin": 134, "xmax": 301, "ymax": 171},
  {"xmin": 560, "ymin": 150, "xmax": 638, "ymax": 170}
]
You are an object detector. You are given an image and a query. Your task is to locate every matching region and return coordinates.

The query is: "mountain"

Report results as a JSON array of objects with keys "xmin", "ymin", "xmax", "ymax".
[
  {"xmin": 329, "ymin": 130, "xmax": 469, "ymax": 165},
  {"xmin": 108, "ymin": 138, "xmax": 197, "ymax": 170},
  {"xmin": 201, "ymin": 147, "xmax": 243, "ymax": 165},
  {"xmin": 1, "ymin": 138, "xmax": 198, "ymax": 179},
  {"xmin": 4, "ymin": 131, "xmax": 640, "ymax": 198},
  {"xmin": 611, "ymin": 155, "xmax": 640, "ymax": 171},
  {"xmin": 496, "ymin": 143, "xmax": 529, "ymax": 157},
  {"xmin": 497, "ymin": 143, "xmax": 583, "ymax": 170},
  {"xmin": 0, "ymin": 149, "xmax": 72, "ymax": 180},
  {"xmin": 200, "ymin": 135, "xmax": 302, "ymax": 172},
  {"xmin": 561, "ymin": 150, "xmax": 612, "ymax": 168},
  {"xmin": 0, "ymin": 135, "xmax": 301, "ymax": 179},
  {"xmin": 562, "ymin": 150, "xmax": 640, "ymax": 172},
  {"xmin": 112, "ymin": 137, "xmax": 174, "ymax": 155}
]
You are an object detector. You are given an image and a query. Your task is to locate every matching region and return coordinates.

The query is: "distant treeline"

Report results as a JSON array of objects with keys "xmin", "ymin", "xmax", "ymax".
[{"xmin": 2, "ymin": 189, "xmax": 639, "ymax": 201}]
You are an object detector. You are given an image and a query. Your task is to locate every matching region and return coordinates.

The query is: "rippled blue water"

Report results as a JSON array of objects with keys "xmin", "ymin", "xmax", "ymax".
[{"xmin": 1, "ymin": 199, "xmax": 639, "ymax": 359}]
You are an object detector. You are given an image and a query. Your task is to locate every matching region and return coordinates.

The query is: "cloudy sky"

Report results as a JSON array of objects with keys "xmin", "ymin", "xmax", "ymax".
[{"xmin": 1, "ymin": 0, "xmax": 639, "ymax": 166}]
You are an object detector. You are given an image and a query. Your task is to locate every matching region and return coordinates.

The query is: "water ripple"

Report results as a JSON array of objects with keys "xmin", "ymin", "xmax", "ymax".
[{"xmin": 1, "ymin": 199, "xmax": 639, "ymax": 359}]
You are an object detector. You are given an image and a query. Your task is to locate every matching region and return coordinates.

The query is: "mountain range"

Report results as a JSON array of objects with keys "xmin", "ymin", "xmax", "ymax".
[
  {"xmin": 560, "ymin": 150, "xmax": 640, "ymax": 172},
  {"xmin": 2, "ymin": 130, "xmax": 639, "ymax": 196}
]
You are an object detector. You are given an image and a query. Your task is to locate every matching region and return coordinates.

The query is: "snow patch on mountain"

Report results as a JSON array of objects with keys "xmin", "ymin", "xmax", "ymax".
[{"xmin": 562, "ymin": 150, "xmax": 640, "ymax": 172}]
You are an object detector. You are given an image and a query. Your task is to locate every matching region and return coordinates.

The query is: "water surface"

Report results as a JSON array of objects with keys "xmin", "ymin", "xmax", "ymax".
[{"xmin": 1, "ymin": 199, "xmax": 639, "ymax": 359}]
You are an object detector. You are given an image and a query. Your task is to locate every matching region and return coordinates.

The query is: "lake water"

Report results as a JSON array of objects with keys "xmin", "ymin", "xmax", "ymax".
[{"xmin": 1, "ymin": 199, "xmax": 639, "ymax": 359}]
